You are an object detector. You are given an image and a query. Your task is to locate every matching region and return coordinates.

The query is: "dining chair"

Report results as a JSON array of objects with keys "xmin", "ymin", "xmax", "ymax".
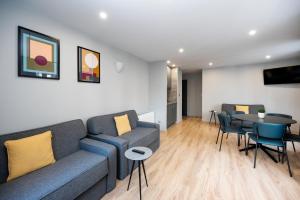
[
  {"xmin": 266, "ymin": 113, "xmax": 296, "ymax": 152},
  {"xmin": 248, "ymin": 122, "xmax": 292, "ymax": 177},
  {"xmin": 216, "ymin": 112, "xmax": 246, "ymax": 152}
]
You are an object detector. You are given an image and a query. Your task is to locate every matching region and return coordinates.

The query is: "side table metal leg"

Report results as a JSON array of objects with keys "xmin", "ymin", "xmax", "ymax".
[
  {"xmin": 138, "ymin": 161, "xmax": 142, "ymax": 200},
  {"xmin": 142, "ymin": 160, "xmax": 148, "ymax": 187},
  {"xmin": 127, "ymin": 160, "xmax": 135, "ymax": 191}
]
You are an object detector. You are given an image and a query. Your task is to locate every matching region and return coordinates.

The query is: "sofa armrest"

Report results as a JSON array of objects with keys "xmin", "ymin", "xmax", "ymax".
[
  {"xmin": 80, "ymin": 138, "xmax": 116, "ymax": 192},
  {"xmin": 137, "ymin": 121, "xmax": 160, "ymax": 130},
  {"xmin": 87, "ymin": 134, "xmax": 129, "ymax": 180}
]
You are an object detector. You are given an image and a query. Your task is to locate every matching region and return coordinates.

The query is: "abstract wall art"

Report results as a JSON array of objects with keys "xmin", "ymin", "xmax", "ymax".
[
  {"xmin": 18, "ymin": 26, "xmax": 60, "ymax": 80},
  {"xmin": 77, "ymin": 46, "xmax": 100, "ymax": 83}
]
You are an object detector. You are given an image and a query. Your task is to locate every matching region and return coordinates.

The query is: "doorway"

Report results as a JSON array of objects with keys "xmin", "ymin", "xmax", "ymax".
[{"xmin": 182, "ymin": 80, "xmax": 187, "ymax": 116}]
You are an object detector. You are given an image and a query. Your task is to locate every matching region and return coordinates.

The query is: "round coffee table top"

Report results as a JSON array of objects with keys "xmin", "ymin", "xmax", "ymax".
[{"xmin": 125, "ymin": 146, "xmax": 153, "ymax": 161}]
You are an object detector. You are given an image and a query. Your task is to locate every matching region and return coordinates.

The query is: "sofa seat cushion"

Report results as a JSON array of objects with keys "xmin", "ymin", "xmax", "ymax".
[
  {"xmin": 0, "ymin": 150, "xmax": 108, "ymax": 200},
  {"xmin": 119, "ymin": 127, "xmax": 158, "ymax": 148}
]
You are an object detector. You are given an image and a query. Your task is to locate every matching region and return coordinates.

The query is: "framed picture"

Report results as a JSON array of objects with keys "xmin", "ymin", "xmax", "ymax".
[
  {"xmin": 18, "ymin": 26, "xmax": 60, "ymax": 80},
  {"xmin": 77, "ymin": 46, "xmax": 100, "ymax": 83}
]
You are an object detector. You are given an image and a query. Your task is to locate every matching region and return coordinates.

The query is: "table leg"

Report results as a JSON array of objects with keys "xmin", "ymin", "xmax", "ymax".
[
  {"xmin": 127, "ymin": 160, "xmax": 135, "ymax": 191},
  {"xmin": 209, "ymin": 112, "xmax": 213, "ymax": 124},
  {"xmin": 213, "ymin": 112, "xmax": 217, "ymax": 125},
  {"xmin": 138, "ymin": 161, "xmax": 142, "ymax": 200},
  {"xmin": 239, "ymin": 144, "xmax": 256, "ymax": 152},
  {"xmin": 142, "ymin": 160, "xmax": 148, "ymax": 187},
  {"xmin": 261, "ymin": 146, "xmax": 278, "ymax": 163}
]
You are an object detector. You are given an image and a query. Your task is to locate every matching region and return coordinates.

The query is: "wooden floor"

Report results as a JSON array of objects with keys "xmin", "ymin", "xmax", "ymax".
[{"xmin": 103, "ymin": 117, "xmax": 300, "ymax": 200}]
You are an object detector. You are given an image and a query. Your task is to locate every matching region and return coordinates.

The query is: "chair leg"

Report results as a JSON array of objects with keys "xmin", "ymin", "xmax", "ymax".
[
  {"xmin": 237, "ymin": 134, "xmax": 240, "ymax": 147},
  {"xmin": 254, "ymin": 143, "xmax": 258, "ymax": 168},
  {"xmin": 219, "ymin": 132, "xmax": 224, "ymax": 152},
  {"xmin": 244, "ymin": 134, "xmax": 247, "ymax": 155},
  {"xmin": 277, "ymin": 147, "xmax": 281, "ymax": 162},
  {"xmin": 292, "ymin": 141, "xmax": 296, "ymax": 152},
  {"xmin": 284, "ymin": 145, "xmax": 293, "ymax": 177},
  {"xmin": 226, "ymin": 132, "xmax": 229, "ymax": 139},
  {"xmin": 216, "ymin": 127, "xmax": 221, "ymax": 144},
  {"xmin": 282, "ymin": 146, "xmax": 285, "ymax": 164},
  {"xmin": 246, "ymin": 136, "xmax": 250, "ymax": 156}
]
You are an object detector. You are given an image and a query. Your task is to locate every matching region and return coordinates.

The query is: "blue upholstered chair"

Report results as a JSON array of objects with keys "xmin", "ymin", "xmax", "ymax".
[
  {"xmin": 216, "ymin": 112, "xmax": 246, "ymax": 152},
  {"xmin": 248, "ymin": 122, "xmax": 292, "ymax": 177},
  {"xmin": 266, "ymin": 113, "xmax": 296, "ymax": 152}
]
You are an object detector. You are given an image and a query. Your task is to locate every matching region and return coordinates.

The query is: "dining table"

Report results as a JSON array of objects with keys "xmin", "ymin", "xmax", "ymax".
[{"xmin": 232, "ymin": 114, "xmax": 297, "ymax": 163}]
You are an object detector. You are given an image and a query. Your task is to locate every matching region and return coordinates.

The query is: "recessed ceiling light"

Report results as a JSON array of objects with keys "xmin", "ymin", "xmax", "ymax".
[
  {"xmin": 248, "ymin": 30, "xmax": 257, "ymax": 36},
  {"xmin": 99, "ymin": 12, "xmax": 108, "ymax": 20},
  {"xmin": 265, "ymin": 55, "xmax": 271, "ymax": 59},
  {"xmin": 166, "ymin": 60, "xmax": 171, "ymax": 64},
  {"xmin": 209, "ymin": 62, "xmax": 213, "ymax": 66},
  {"xmin": 178, "ymin": 48, "xmax": 184, "ymax": 53},
  {"xmin": 172, "ymin": 64, "xmax": 176, "ymax": 67}
]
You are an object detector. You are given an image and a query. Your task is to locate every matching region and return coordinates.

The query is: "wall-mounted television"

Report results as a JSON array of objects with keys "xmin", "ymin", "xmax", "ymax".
[{"xmin": 263, "ymin": 65, "xmax": 300, "ymax": 85}]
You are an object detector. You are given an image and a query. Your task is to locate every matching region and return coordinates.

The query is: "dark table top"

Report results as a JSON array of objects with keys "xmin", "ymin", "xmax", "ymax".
[{"xmin": 232, "ymin": 114, "xmax": 297, "ymax": 125}]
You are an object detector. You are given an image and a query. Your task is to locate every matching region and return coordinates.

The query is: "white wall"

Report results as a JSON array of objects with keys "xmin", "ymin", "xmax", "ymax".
[
  {"xmin": 177, "ymin": 68, "xmax": 182, "ymax": 122},
  {"xmin": 202, "ymin": 59, "xmax": 300, "ymax": 132},
  {"xmin": 149, "ymin": 61, "xmax": 167, "ymax": 130},
  {"xmin": 182, "ymin": 71, "xmax": 202, "ymax": 117},
  {"xmin": 0, "ymin": 2, "xmax": 149, "ymax": 134}
]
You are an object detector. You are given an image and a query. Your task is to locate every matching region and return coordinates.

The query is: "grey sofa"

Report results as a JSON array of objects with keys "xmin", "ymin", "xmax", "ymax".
[
  {"xmin": 87, "ymin": 110, "xmax": 160, "ymax": 180},
  {"xmin": 222, "ymin": 103, "xmax": 265, "ymax": 128},
  {"xmin": 0, "ymin": 119, "xmax": 116, "ymax": 200}
]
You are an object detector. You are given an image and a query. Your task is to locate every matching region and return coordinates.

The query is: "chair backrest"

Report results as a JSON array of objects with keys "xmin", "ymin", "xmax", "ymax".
[
  {"xmin": 87, "ymin": 110, "xmax": 139, "ymax": 137},
  {"xmin": 255, "ymin": 122, "xmax": 286, "ymax": 140},
  {"xmin": 0, "ymin": 119, "xmax": 86, "ymax": 184},
  {"xmin": 266, "ymin": 113, "xmax": 292, "ymax": 119},
  {"xmin": 217, "ymin": 112, "xmax": 230, "ymax": 132}
]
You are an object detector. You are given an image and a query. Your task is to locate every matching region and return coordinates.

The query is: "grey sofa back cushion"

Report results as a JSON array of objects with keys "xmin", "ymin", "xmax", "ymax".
[
  {"xmin": 87, "ymin": 110, "xmax": 139, "ymax": 137},
  {"xmin": 0, "ymin": 119, "xmax": 86, "ymax": 184},
  {"xmin": 221, "ymin": 103, "xmax": 265, "ymax": 114}
]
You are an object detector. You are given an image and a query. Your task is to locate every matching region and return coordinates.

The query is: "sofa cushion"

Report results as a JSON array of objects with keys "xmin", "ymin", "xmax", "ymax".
[
  {"xmin": 119, "ymin": 127, "xmax": 159, "ymax": 148},
  {"xmin": 87, "ymin": 110, "xmax": 139, "ymax": 137},
  {"xmin": 0, "ymin": 150, "xmax": 107, "ymax": 200}
]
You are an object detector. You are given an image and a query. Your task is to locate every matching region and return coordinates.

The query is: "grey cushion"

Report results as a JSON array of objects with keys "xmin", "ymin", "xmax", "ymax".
[
  {"xmin": 0, "ymin": 119, "xmax": 86, "ymax": 184},
  {"xmin": 119, "ymin": 127, "xmax": 159, "ymax": 148},
  {"xmin": 0, "ymin": 150, "xmax": 107, "ymax": 200},
  {"xmin": 87, "ymin": 110, "xmax": 139, "ymax": 136}
]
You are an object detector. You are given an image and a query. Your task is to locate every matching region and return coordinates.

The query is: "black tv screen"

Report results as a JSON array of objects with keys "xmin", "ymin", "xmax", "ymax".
[{"xmin": 263, "ymin": 65, "xmax": 300, "ymax": 85}]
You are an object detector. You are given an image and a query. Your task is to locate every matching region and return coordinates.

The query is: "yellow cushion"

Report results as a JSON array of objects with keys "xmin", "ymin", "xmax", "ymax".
[
  {"xmin": 235, "ymin": 105, "xmax": 249, "ymax": 114},
  {"xmin": 114, "ymin": 114, "xmax": 132, "ymax": 136},
  {"xmin": 4, "ymin": 131, "xmax": 56, "ymax": 181}
]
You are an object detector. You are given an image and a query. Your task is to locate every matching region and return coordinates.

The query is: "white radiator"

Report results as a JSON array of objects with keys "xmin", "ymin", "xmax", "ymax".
[{"xmin": 138, "ymin": 112, "xmax": 155, "ymax": 123}]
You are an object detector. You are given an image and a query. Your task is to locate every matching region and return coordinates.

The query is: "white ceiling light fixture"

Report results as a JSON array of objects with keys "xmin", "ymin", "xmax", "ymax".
[
  {"xmin": 265, "ymin": 55, "xmax": 271, "ymax": 59},
  {"xmin": 172, "ymin": 64, "xmax": 176, "ymax": 67},
  {"xmin": 166, "ymin": 60, "xmax": 171, "ymax": 64},
  {"xmin": 99, "ymin": 11, "xmax": 108, "ymax": 20},
  {"xmin": 208, "ymin": 62, "xmax": 213, "ymax": 66},
  {"xmin": 178, "ymin": 48, "xmax": 184, "ymax": 53},
  {"xmin": 248, "ymin": 30, "xmax": 257, "ymax": 36}
]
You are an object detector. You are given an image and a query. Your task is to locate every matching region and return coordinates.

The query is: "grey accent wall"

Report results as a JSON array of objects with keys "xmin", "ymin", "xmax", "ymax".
[
  {"xmin": 182, "ymin": 71, "xmax": 202, "ymax": 117},
  {"xmin": 0, "ymin": 2, "xmax": 149, "ymax": 134},
  {"xmin": 149, "ymin": 61, "xmax": 167, "ymax": 130},
  {"xmin": 202, "ymin": 59, "xmax": 300, "ymax": 132}
]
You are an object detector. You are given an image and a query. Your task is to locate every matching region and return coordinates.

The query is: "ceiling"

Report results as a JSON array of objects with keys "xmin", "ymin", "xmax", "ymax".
[{"xmin": 18, "ymin": 0, "xmax": 300, "ymax": 71}]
